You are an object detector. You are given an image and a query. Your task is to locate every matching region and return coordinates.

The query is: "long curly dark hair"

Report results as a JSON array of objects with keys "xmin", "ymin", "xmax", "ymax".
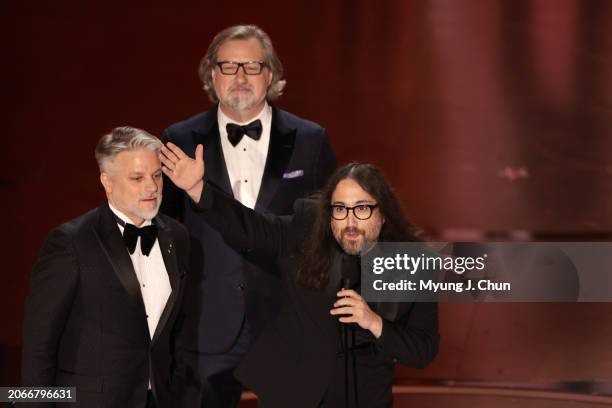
[{"xmin": 297, "ymin": 163, "xmax": 421, "ymax": 289}]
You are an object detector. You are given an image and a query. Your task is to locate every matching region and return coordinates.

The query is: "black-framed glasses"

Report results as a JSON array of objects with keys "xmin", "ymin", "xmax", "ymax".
[
  {"xmin": 216, "ymin": 61, "xmax": 266, "ymax": 75},
  {"xmin": 330, "ymin": 204, "xmax": 379, "ymax": 220}
]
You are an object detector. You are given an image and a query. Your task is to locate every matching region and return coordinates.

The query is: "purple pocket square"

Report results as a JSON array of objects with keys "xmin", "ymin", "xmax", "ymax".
[{"xmin": 282, "ymin": 170, "xmax": 304, "ymax": 179}]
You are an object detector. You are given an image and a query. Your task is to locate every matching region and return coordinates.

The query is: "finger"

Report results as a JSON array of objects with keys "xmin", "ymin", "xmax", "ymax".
[
  {"xmin": 333, "ymin": 298, "xmax": 358, "ymax": 308},
  {"xmin": 330, "ymin": 306, "xmax": 353, "ymax": 316},
  {"xmin": 160, "ymin": 145, "xmax": 179, "ymax": 163},
  {"xmin": 159, "ymin": 154, "xmax": 176, "ymax": 169},
  {"xmin": 195, "ymin": 144, "xmax": 204, "ymax": 163},
  {"xmin": 161, "ymin": 166, "xmax": 173, "ymax": 177},
  {"xmin": 337, "ymin": 289, "xmax": 361, "ymax": 300},
  {"xmin": 338, "ymin": 316, "xmax": 358, "ymax": 324},
  {"xmin": 166, "ymin": 142, "xmax": 188, "ymax": 160}
]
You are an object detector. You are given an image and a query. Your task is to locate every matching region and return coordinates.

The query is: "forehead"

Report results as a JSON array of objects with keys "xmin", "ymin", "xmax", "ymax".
[
  {"xmin": 112, "ymin": 149, "xmax": 160, "ymax": 172},
  {"xmin": 217, "ymin": 38, "xmax": 264, "ymax": 61},
  {"xmin": 331, "ymin": 178, "xmax": 376, "ymax": 204}
]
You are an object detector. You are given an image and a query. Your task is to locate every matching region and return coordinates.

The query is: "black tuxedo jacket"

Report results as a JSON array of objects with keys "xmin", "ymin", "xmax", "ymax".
[
  {"xmin": 21, "ymin": 203, "xmax": 189, "ymax": 408},
  {"xmin": 195, "ymin": 186, "xmax": 440, "ymax": 408},
  {"xmin": 160, "ymin": 105, "xmax": 336, "ymax": 353}
]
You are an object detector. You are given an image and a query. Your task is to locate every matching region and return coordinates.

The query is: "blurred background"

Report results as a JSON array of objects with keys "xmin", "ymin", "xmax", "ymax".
[{"xmin": 2, "ymin": 0, "xmax": 611, "ymax": 406}]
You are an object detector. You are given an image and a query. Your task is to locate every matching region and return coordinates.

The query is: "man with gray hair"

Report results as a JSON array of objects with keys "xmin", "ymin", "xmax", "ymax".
[
  {"xmin": 161, "ymin": 25, "xmax": 336, "ymax": 407},
  {"xmin": 21, "ymin": 127, "xmax": 190, "ymax": 408}
]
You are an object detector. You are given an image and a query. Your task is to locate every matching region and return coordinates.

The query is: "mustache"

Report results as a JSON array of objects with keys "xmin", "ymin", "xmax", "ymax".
[
  {"xmin": 229, "ymin": 84, "xmax": 253, "ymax": 92},
  {"xmin": 342, "ymin": 227, "xmax": 364, "ymax": 235}
]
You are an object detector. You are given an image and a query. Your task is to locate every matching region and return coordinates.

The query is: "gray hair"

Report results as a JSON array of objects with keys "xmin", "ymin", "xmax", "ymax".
[
  {"xmin": 95, "ymin": 126, "xmax": 162, "ymax": 173},
  {"xmin": 198, "ymin": 24, "xmax": 286, "ymax": 102}
]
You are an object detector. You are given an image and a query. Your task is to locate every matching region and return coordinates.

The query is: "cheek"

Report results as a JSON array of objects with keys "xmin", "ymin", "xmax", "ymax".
[
  {"xmin": 115, "ymin": 186, "xmax": 133, "ymax": 205},
  {"xmin": 212, "ymin": 73, "xmax": 227, "ymax": 92},
  {"xmin": 128, "ymin": 184, "xmax": 143, "ymax": 199},
  {"xmin": 255, "ymin": 77, "xmax": 269, "ymax": 92},
  {"xmin": 331, "ymin": 220, "xmax": 342, "ymax": 238},
  {"xmin": 364, "ymin": 218, "xmax": 383, "ymax": 238}
]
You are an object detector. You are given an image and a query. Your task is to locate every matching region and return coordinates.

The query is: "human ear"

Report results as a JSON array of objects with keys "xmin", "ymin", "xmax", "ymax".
[{"xmin": 100, "ymin": 172, "xmax": 112, "ymax": 194}]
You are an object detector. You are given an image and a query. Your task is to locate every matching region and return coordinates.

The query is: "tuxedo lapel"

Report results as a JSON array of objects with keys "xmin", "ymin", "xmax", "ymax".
[
  {"xmin": 151, "ymin": 216, "xmax": 184, "ymax": 344},
  {"xmin": 255, "ymin": 107, "xmax": 296, "ymax": 212},
  {"xmin": 94, "ymin": 203, "xmax": 146, "ymax": 313},
  {"xmin": 192, "ymin": 105, "xmax": 233, "ymax": 196}
]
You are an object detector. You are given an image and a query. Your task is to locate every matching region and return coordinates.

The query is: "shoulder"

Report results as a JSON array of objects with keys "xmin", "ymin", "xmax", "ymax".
[
  {"xmin": 163, "ymin": 109, "xmax": 216, "ymax": 140},
  {"xmin": 40, "ymin": 206, "xmax": 102, "ymax": 251},
  {"xmin": 293, "ymin": 197, "xmax": 319, "ymax": 214},
  {"xmin": 273, "ymin": 107, "xmax": 326, "ymax": 136},
  {"xmin": 292, "ymin": 198, "xmax": 320, "ymax": 232},
  {"xmin": 54, "ymin": 207, "xmax": 101, "ymax": 236}
]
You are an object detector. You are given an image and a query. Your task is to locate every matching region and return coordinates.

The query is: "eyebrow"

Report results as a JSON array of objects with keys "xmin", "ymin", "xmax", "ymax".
[
  {"xmin": 331, "ymin": 200, "xmax": 376, "ymax": 206},
  {"xmin": 128, "ymin": 168, "xmax": 162, "ymax": 176}
]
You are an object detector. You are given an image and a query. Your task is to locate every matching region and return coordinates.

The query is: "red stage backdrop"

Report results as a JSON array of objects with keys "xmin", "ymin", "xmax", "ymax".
[{"xmin": 2, "ymin": 0, "xmax": 611, "ymax": 402}]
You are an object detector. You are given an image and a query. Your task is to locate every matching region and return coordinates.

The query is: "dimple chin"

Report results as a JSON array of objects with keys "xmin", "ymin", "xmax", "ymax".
[
  {"xmin": 343, "ymin": 236, "xmax": 364, "ymax": 251},
  {"xmin": 341, "ymin": 237, "xmax": 364, "ymax": 254},
  {"xmin": 137, "ymin": 205, "xmax": 160, "ymax": 221}
]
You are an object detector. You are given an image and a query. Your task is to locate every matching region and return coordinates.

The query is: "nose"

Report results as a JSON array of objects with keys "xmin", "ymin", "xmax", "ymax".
[
  {"xmin": 234, "ymin": 68, "xmax": 248, "ymax": 83},
  {"xmin": 346, "ymin": 211, "xmax": 358, "ymax": 227},
  {"xmin": 144, "ymin": 176, "xmax": 158, "ymax": 193}
]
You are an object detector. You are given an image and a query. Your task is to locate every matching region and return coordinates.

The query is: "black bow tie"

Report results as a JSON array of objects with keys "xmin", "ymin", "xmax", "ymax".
[
  {"xmin": 120, "ymin": 221, "xmax": 158, "ymax": 256},
  {"xmin": 226, "ymin": 119, "xmax": 262, "ymax": 147}
]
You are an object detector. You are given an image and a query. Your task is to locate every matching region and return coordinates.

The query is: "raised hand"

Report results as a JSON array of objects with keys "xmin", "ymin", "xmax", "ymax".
[{"xmin": 160, "ymin": 143, "xmax": 205, "ymax": 202}]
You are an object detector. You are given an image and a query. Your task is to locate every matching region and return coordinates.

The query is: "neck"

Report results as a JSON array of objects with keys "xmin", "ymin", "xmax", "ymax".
[
  {"xmin": 127, "ymin": 216, "xmax": 145, "ymax": 227},
  {"xmin": 108, "ymin": 200, "xmax": 145, "ymax": 226},
  {"xmin": 220, "ymin": 101, "xmax": 266, "ymax": 123}
]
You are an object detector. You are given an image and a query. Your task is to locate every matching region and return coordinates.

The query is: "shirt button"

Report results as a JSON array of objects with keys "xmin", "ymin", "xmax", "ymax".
[{"xmin": 238, "ymin": 283, "xmax": 245, "ymax": 291}]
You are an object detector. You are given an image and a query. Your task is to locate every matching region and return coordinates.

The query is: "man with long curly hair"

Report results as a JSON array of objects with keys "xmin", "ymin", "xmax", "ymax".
[{"xmin": 161, "ymin": 143, "xmax": 438, "ymax": 408}]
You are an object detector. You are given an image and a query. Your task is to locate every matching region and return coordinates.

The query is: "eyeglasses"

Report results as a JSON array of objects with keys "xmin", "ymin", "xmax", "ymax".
[
  {"xmin": 330, "ymin": 204, "xmax": 379, "ymax": 220},
  {"xmin": 216, "ymin": 61, "xmax": 266, "ymax": 75}
]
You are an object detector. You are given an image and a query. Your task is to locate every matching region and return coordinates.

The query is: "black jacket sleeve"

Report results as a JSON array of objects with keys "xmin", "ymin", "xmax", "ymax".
[
  {"xmin": 195, "ymin": 183, "xmax": 300, "ymax": 261},
  {"xmin": 376, "ymin": 302, "xmax": 439, "ymax": 369},
  {"xmin": 160, "ymin": 128, "xmax": 185, "ymax": 220},
  {"xmin": 21, "ymin": 226, "xmax": 79, "ymax": 387}
]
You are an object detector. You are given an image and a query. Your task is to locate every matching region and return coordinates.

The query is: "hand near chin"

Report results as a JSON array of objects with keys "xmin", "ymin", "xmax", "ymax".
[{"xmin": 160, "ymin": 143, "xmax": 205, "ymax": 201}]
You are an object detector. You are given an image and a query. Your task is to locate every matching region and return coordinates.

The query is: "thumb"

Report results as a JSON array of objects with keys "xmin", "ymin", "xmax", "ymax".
[{"xmin": 195, "ymin": 144, "xmax": 204, "ymax": 163}]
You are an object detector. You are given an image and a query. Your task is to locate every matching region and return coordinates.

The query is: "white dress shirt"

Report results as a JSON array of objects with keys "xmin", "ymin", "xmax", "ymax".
[
  {"xmin": 218, "ymin": 103, "xmax": 272, "ymax": 209},
  {"xmin": 108, "ymin": 204, "xmax": 172, "ymax": 341}
]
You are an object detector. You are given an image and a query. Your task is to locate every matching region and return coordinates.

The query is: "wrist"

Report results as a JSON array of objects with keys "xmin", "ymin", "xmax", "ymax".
[
  {"xmin": 369, "ymin": 314, "xmax": 383, "ymax": 338},
  {"xmin": 186, "ymin": 180, "xmax": 204, "ymax": 203}
]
